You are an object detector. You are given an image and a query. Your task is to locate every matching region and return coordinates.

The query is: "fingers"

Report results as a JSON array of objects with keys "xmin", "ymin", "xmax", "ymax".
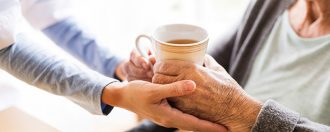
[
  {"xmin": 154, "ymin": 60, "xmax": 193, "ymax": 76},
  {"xmin": 130, "ymin": 50, "xmax": 150, "ymax": 70},
  {"xmin": 152, "ymin": 73, "xmax": 177, "ymax": 84},
  {"xmin": 159, "ymin": 105, "xmax": 227, "ymax": 132},
  {"xmin": 124, "ymin": 62, "xmax": 153, "ymax": 77},
  {"xmin": 151, "ymin": 80, "xmax": 196, "ymax": 101},
  {"xmin": 127, "ymin": 76, "xmax": 152, "ymax": 82},
  {"xmin": 204, "ymin": 55, "xmax": 226, "ymax": 72},
  {"xmin": 124, "ymin": 50, "xmax": 156, "ymax": 81}
]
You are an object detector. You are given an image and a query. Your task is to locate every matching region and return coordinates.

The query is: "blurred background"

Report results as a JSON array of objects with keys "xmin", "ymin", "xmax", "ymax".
[{"xmin": 0, "ymin": 0, "xmax": 248, "ymax": 131}]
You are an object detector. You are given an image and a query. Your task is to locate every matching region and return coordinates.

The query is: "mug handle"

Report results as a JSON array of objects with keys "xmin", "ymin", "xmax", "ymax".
[{"xmin": 135, "ymin": 34, "xmax": 152, "ymax": 58}]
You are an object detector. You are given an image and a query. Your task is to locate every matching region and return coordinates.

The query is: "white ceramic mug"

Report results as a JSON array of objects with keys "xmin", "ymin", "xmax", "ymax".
[{"xmin": 135, "ymin": 24, "xmax": 209, "ymax": 65}]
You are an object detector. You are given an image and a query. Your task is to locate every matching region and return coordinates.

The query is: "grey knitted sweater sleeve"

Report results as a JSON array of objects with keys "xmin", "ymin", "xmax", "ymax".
[
  {"xmin": 252, "ymin": 100, "xmax": 330, "ymax": 132},
  {"xmin": 0, "ymin": 34, "xmax": 118, "ymax": 115}
]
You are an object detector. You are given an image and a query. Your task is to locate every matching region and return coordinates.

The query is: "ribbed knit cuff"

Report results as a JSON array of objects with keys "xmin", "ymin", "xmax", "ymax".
[{"xmin": 252, "ymin": 99, "xmax": 300, "ymax": 132}]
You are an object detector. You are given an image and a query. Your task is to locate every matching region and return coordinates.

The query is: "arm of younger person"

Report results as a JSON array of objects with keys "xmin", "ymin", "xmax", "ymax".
[
  {"xmin": 0, "ymin": 34, "xmax": 117, "ymax": 114},
  {"xmin": 21, "ymin": 0, "xmax": 125, "ymax": 80},
  {"xmin": 42, "ymin": 18, "xmax": 125, "ymax": 79}
]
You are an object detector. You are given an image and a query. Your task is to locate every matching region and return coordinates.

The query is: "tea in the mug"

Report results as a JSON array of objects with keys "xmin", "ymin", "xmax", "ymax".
[{"xmin": 167, "ymin": 39, "xmax": 198, "ymax": 44}]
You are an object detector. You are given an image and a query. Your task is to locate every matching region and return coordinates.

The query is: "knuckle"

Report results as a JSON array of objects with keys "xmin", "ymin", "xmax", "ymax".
[
  {"xmin": 137, "ymin": 68, "xmax": 146, "ymax": 75},
  {"xmin": 152, "ymin": 74, "xmax": 175, "ymax": 84},
  {"xmin": 129, "ymin": 65, "xmax": 144, "ymax": 75}
]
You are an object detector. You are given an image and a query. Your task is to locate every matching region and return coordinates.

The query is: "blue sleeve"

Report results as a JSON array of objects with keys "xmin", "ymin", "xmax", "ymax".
[
  {"xmin": 42, "ymin": 18, "xmax": 122, "ymax": 115},
  {"xmin": 42, "ymin": 18, "xmax": 123, "ymax": 78},
  {"xmin": 0, "ymin": 34, "xmax": 118, "ymax": 115}
]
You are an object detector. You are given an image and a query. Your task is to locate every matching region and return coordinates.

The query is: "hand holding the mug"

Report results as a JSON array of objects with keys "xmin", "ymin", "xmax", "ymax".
[
  {"xmin": 135, "ymin": 24, "xmax": 209, "ymax": 66},
  {"xmin": 153, "ymin": 55, "xmax": 263, "ymax": 132},
  {"xmin": 129, "ymin": 24, "xmax": 209, "ymax": 82},
  {"xmin": 122, "ymin": 50, "xmax": 155, "ymax": 82}
]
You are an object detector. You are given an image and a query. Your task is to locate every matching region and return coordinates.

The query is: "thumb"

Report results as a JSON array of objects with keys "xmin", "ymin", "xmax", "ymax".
[
  {"xmin": 204, "ymin": 55, "xmax": 225, "ymax": 72},
  {"xmin": 152, "ymin": 80, "xmax": 196, "ymax": 101}
]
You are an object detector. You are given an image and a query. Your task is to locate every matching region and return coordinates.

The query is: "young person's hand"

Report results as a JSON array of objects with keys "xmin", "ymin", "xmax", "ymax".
[
  {"xmin": 102, "ymin": 80, "xmax": 227, "ymax": 132},
  {"xmin": 122, "ymin": 50, "xmax": 155, "ymax": 82}
]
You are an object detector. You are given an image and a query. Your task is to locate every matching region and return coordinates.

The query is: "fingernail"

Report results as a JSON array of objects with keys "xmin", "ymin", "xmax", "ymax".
[{"xmin": 183, "ymin": 81, "xmax": 196, "ymax": 92}]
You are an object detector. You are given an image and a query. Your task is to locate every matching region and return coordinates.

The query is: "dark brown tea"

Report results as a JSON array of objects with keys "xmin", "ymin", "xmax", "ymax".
[{"xmin": 167, "ymin": 39, "xmax": 198, "ymax": 44}]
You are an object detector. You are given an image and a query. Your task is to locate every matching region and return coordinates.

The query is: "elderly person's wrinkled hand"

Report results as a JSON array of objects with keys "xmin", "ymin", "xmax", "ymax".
[{"xmin": 153, "ymin": 55, "xmax": 263, "ymax": 132}]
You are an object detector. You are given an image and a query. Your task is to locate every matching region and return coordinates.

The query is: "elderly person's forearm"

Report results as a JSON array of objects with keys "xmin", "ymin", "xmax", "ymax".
[{"xmin": 153, "ymin": 56, "xmax": 330, "ymax": 131}]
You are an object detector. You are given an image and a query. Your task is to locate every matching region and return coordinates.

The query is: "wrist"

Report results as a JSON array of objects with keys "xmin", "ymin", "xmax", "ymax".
[
  {"xmin": 241, "ymin": 97, "xmax": 262, "ymax": 130},
  {"xmin": 101, "ymin": 82, "xmax": 126, "ymax": 107},
  {"xmin": 229, "ymin": 94, "xmax": 262, "ymax": 132}
]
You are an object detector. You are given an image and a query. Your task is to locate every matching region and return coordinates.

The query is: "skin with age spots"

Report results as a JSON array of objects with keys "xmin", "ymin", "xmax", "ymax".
[{"xmin": 153, "ymin": 55, "xmax": 262, "ymax": 132}]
